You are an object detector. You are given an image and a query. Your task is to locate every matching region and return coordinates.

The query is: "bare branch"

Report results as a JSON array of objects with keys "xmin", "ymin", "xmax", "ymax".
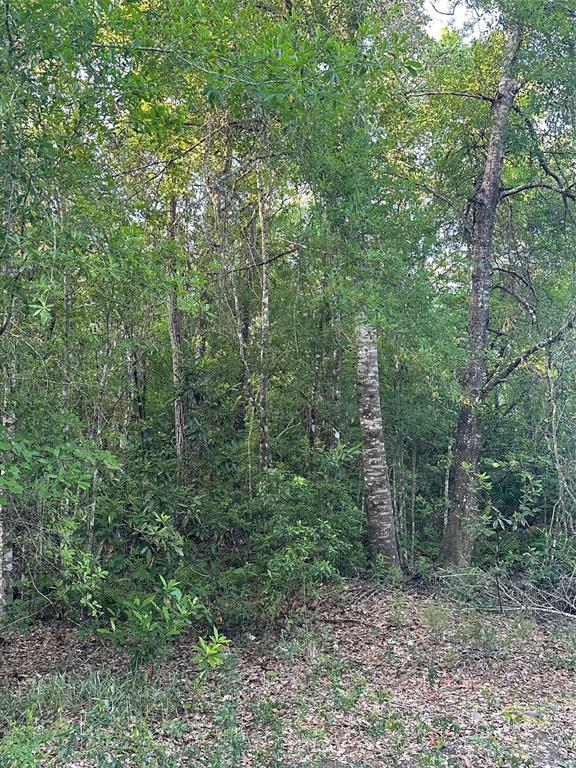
[
  {"xmin": 482, "ymin": 308, "xmax": 576, "ymax": 397},
  {"xmin": 209, "ymin": 246, "xmax": 300, "ymax": 279},
  {"xmin": 493, "ymin": 265, "xmax": 536, "ymax": 297},
  {"xmin": 492, "ymin": 283, "xmax": 537, "ymax": 322},
  {"xmin": 500, "ymin": 181, "xmax": 576, "ymax": 200},
  {"xmin": 511, "ymin": 103, "xmax": 567, "ymax": 189},
  {"xmin": 429, "ymin": 0, "xmax": 458, "ymax": 16}
]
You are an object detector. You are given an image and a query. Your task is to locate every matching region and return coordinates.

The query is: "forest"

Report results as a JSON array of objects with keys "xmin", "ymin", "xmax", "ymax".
[{"xmin": 1, "ymin": 0, "xmax": 576, "ymax": 766}]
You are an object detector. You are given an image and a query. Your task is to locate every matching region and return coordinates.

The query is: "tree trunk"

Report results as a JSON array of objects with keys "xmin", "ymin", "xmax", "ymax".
[
  {"xmin": 0, "ymin": 355, "xmax": 16, "ymax": 613},
  {"xmin": 256, "ymin": 165, "xmax": 271, "ymax": 471},
  {"xmin": 441, "ymin": 29, "xmax": 521, "ymax": 567},
  {"xmin": 322, "ymin": 302, "xmax": 343, "ymax": 450},
  {"xmin": 327, "ymin": 339, "xmax": 342, "ymax": 448},
  {"xmin": 356, "ymin": 323, "xmax": 400, "ymax": 566},
  {"xmin": 410, "ymin": 445, "xmax": 417, "ymax": 563},
  {"xmin": 167, "ymin": 198, "xmax": 192, "ymax": 481},
  {"xmin": 126, "ymin": 339, "xmax": 147, "ymax": 445},
  {"xmin": 546, "ymin": 349, "xmax": 575, "ymax": 534}
]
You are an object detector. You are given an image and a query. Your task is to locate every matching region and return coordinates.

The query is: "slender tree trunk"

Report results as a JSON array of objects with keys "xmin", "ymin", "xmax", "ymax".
[
  {"xmin": 0, "ymin": 354, "xmax": 16, "ymax": 613},
  {"xmin": 441, "ymin": 29, "xmax": 521, "ymax": 567},
  {"xmin": 546, "ymin": 350, "xmax": 575, "ymax": 534},
  {"xmin": 0, "ymin": 492, "xmax": 4, "ymax": 612},
  {"xmin": 305, "ymin": 300, "xmax": 324, "ymax": 458},
  {"xmin": 323, "ymin": 302, "xmax": 343, "ymax": 449},
  {"xmin": 166, "ymin": 198, "xmax": 192, "ymax": 480},
  {"xmin": 327, "ymin": 339, "xmax": 342, "ymax": 447},
  {"xmin": 167, "ymin": 288, "xmax": 188, "ymax": 463},
  {"xmin": 443, "ymin": 443, "xmax": 452, "ymax": 532},
  {"xmin": 306, "ymin": 297, "xmax": 342, "ymax": 454},
  {"xmin": 256, "ymin": 165, "xmax": 271, "ymax": 471},
  {"xmin": 124, "ymin": 334, "xmax": 147, "ymax": 446},
  {"xmin": 230, "ymin": 269, "xmax": 257, "ymax": 494},
  {"xmin": 410, "ymin": 445, "xmax": 417, "ymax": 563},
  {"xmin": 392, "ymin": 439, "xmax": 407, "ymax": 553},
  {"xmin": 306, "ymin": 371, "xmax": 319, "ymax": 458},
  {"xmin": 356, "ymin": 323, "xmax": 400, "ymax": 566},
  {"xmin": 61, "ymin": 267, "xmax": 71, "ymax": 415}
]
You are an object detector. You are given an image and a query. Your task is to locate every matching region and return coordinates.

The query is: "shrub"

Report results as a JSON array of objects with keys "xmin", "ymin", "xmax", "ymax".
[{"xmin": 100, "ymin": 576, "xmax": 205, "ymax": 663}]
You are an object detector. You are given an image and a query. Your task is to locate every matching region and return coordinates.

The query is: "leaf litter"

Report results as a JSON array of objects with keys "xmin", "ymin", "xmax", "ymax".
[{"xmin": 1, "ymin": 581, "xmax": 575, "ymax": 767}]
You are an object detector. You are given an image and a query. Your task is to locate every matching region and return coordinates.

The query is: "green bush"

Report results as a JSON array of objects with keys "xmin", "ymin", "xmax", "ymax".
[
  {"xmin": 100, "ymin": 576, "xmax": 205, "ymax": 663},
  {"xmin": 253, "ymin": 467, "xmax": 365, "ymax": 587}
]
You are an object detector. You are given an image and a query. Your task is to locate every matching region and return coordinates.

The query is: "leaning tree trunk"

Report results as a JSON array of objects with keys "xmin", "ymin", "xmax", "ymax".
[
  {"xmin": 356, "ymin": 323, "xmax": 400, "ymax": 566},
  {"xmin": 441, "ymin": 29, "xmax": 521, "ymax": 567}
]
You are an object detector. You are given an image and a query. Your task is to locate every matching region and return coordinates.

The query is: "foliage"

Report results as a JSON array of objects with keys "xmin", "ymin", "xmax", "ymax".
[
  {"xmin": 100, "ymin": 577, "xmax": 204, "ymax": 663},
  {"xmin": 1, "ymin": 0, "xmax": 576, "ymax": 640},
  {"xmin": 193, "ymin": 627, "xmax": 231, "ymax": 682}
]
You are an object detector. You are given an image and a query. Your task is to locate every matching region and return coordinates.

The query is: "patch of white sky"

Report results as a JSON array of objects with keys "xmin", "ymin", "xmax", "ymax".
[{"xmin": 424, "ymin": 0, "xmax": 493, "ymax": 41}]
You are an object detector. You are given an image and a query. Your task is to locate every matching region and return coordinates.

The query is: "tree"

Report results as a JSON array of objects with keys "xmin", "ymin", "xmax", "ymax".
[
  {"xmin": 356, "ymin": 324, "xmax": 400, "ymax": 565},
  {"xmin": 414, "ymin": 2, "xmax": 576, "ymax": 566},
  {"xmin": 166, "ymin": 198, "xmax": 193, "ymax": 481},
  {"xmin": 441, "ymin": 26, "xmax": 522, "ymax": 567},
  {"xmin": 2, "ymin": 0, "xmax": 576, "ymax": 629}
]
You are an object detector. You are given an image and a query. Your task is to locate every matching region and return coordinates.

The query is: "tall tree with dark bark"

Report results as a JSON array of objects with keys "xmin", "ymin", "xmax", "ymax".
[{"xmin": 440, "ymin": 28, "xmax": 522, "ymax": 567}]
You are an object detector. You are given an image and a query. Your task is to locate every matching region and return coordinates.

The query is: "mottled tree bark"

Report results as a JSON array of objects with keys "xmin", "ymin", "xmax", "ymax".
[
  {"xmin": 441, "ymin": 29, "xmax": 521, "ymax": 567},
  {"xmin": 356, "ymin": 324, "xmax": 400, "ymax": 566}
]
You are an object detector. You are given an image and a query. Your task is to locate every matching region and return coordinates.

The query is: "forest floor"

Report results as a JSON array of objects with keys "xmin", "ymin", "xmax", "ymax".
[{"xmin": 1, "ymin": 581, "xmax": 576, "ymax": 768}]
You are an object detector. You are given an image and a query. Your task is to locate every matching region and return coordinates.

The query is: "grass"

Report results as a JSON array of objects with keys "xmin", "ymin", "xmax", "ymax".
[
  {"xmin": 0, "ymin": 670, "xmax": 191, "ymax": 768},
  {"xmin": 1, "ymin": 669, "xmax": 183, "ymax": 725}
]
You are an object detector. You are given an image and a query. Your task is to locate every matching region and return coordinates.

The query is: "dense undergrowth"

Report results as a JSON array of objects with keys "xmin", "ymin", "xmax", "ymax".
[{"xmin": 5, "ymin": 428, "xmax": 576, "ymax": 664}]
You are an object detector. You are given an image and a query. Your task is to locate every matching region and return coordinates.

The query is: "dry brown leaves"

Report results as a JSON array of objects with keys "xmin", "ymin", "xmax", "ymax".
[{"xmin": 1, "ymin": 582, "xmax": 575, "ymax": 767}]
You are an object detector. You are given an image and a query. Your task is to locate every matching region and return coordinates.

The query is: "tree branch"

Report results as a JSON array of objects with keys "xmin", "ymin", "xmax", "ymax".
[
  {"xmin": 481, "ymin": 308, "xmax": 576, "ymax": 397},
  {"xmin": 493, "ymin": 265, "xmax": 536, "ymax": 297},
  {"xmin": 408, "ymin": 90, "xmax": 495, "ymax": 105},
  {"xmin": 209, "ymin": 247, "xmax": 299, "ymax": 278},
  {"xmin": 500, "ymin": 181, "xmax": 576, "ymax": 200},
  {"xmin": 492, "ymin": 283, "xmax": 536, "ymax": 322},
  {"xmin": 511, "ymin": 103, "xmax": 567, "ymax": 189}
]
